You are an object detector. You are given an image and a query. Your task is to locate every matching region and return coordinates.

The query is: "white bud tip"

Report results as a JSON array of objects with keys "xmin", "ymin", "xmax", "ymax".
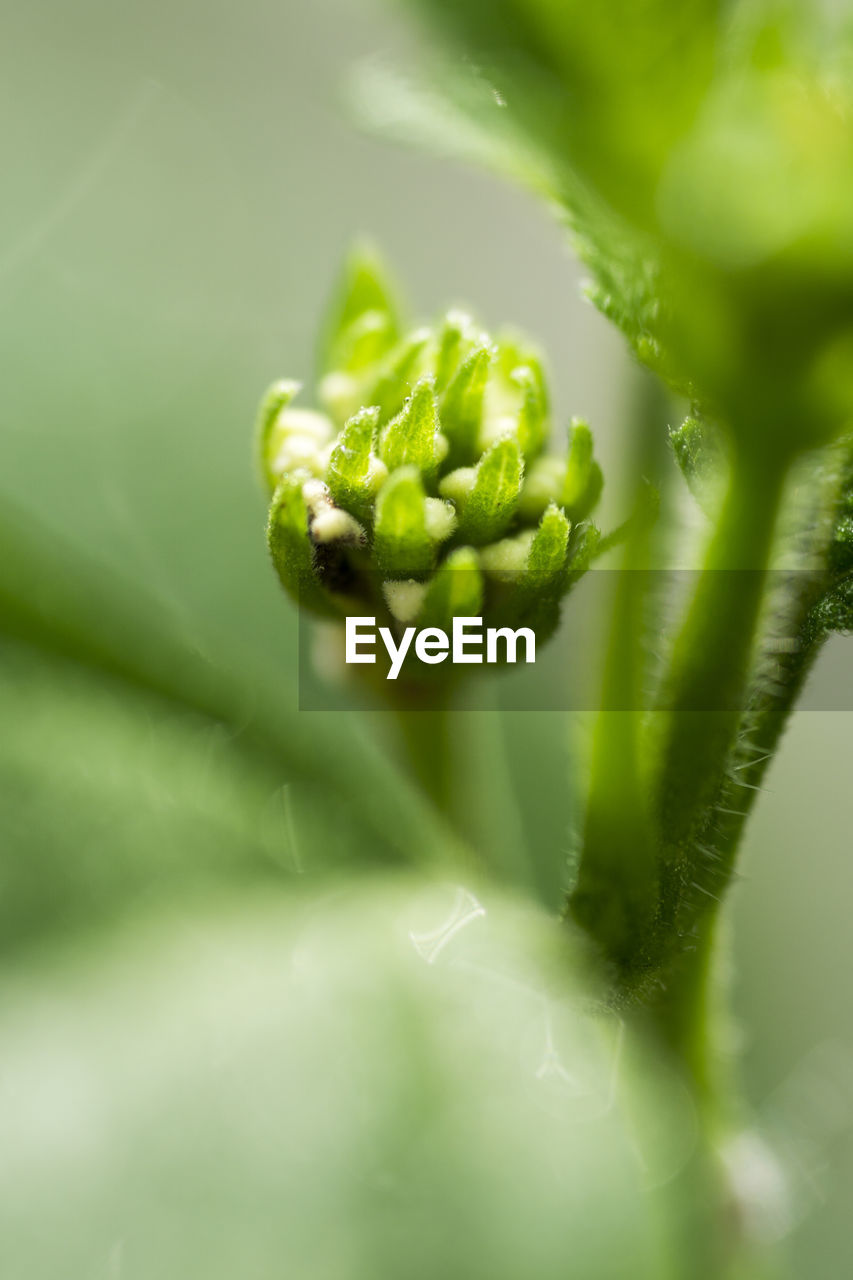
[
  {"xmin": 383, "ymin": 579, "xmax": 429, "ymax": 624},
  {"xmin": 424, "ymin": 498, "xmax": 457, "ymax": 543},
  {"xmin": 311, "ymin": 507, "xmax": 365, "ymax": 546}
]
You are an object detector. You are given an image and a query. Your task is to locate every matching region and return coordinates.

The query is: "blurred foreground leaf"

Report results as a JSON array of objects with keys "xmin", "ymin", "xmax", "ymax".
[
  {"xmin": 0, "ymin": 880, "xmax": 687, "ymax": 1279},
  {"xmin": 382, "ymin": 1, "xmax": 853, "ymax": 455},
  {"xmin": 0, "ymin": 503, "xmax": 472, "ymax": 952}
]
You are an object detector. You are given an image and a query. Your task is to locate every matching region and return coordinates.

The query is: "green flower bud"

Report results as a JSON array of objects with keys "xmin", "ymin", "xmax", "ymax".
[
  {"xmin": 518, "ymin": 419, "xmax": 603, "ymax": 524},
  {"xmin": 327, "ymin": 406, "xmax": 387, "ymax": 522},
  {"xmin": 528, "ymin": 503, "xmax": 572, "ymax": 586},
  {"xmin": 374, "ymin": 466, "xmax": 437, "ymax": 580},
  {"xmin": 562, "ymin": 419, "xmax": 603, "ymax": 520},
  {"xmin": 449, "ymin": 437, "xmax": 524, "ymax": 545},
  {"xmin": 320, "ymin": 242, "xmax": 401, "ymax": 376},
  {"xmin": 378, "ymin": 375, "xmax": 442, "ymax": 482},
  {"xmin": 440, "ymin": 340, "xmax": 493, "ymax": 466},
  {"xmin": 255, "ymin": 248, "xmax": 611, "ymax": 677},
  {"xmin": 419, "ymin": 547, "xmax": 484, "ymax": 632}
]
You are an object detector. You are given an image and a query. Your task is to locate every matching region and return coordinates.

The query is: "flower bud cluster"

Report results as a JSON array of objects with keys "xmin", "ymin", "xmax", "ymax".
[{"xmin": 255, "ymin": 248, "xmax": 604, "ymax": 652}]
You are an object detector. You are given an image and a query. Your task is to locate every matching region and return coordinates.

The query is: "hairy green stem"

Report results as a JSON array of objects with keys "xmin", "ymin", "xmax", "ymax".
[
  {"xmin": 651, "ymin": 524, "xmax": 833, "ymax": 1075},
  {"xmin": 710, "ymin": 635, "xmax": 825, "ymax": 875},
  {"xmin": 654, "ymin": 451, "xmax": 789, "ymax": 855},
  {"xmin": 648, "ymin": 635, "xmax": 824, "ymax": 1119},
  {"xmin": 568, "ymin": 442, "xmax": 802, "ymax": 1280},
  {"xmin": 631, "ymin": 449, "xmax": 791, "ymax": 1149},
  {"xmin": 710, "ymin": 436, "xmax": 853, "ymax": 868},
  {"xmin": 636, "ymin": 476, "xmax": 836, "ymax": 1280}
]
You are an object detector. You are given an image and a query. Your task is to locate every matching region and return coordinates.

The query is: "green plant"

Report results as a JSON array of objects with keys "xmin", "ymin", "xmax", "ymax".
[
  {"xmin": 256, "ymin": 249, "xmax": 608, "ymax": 657},
  {"xmin": 2, "ymin": 3, "xmax": 853, "ymax": 1279},
  {"xmin": 256, "ymin": 1, "xmax": 853, "ymax": 1275}
]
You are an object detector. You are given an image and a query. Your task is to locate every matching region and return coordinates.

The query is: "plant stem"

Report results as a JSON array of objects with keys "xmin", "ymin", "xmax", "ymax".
[
  {"xmin": 391, "ymin": 695, "xmax": 532, "ymax": 887},
  {"xmin": 568, "ymin": 369, "xmax": 668, "ymax": 965},
  {"xmin": 391, "ymin": 691, "xmax": 454, "ymax": 818},
  {"xmin": 651, "ymin": 538, "xmax": 830, "ymax": 1076},
  {"xmin": 639, "ymin": 453, "xmax": 796, "ymax": 1059},
  {"xmin": 654, "ymin": 450, "xmax": 789, "ymax": 855},
  {"xmin": 632, "ymin": 463, "xmax": 839, "ymax": 1280},
  {"xmin": 568, "ymin": 552, "xmax": 658, "ymax": 964},
  {"xmin": 709, "ymin": 632, "xmax": 825, "ymax": 875}
]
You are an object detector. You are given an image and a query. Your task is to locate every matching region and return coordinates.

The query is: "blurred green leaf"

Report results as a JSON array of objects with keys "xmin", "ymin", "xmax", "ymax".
[
  {"xmin": 384, "ymin": 0, "xmax": 853, "ymax": 453},
  {"xmin": 0, "ymin": 502, "xmax": 473, "ymax": 954},
  {"xmin": 0, "ymin": 880, "xmax": 677, "ymax": 1280}
]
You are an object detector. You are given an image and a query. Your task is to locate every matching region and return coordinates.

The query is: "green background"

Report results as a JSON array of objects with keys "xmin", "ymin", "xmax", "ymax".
[{"xmin": 2, "ymin": 1, "xmax": 852, "ymax": 1273}]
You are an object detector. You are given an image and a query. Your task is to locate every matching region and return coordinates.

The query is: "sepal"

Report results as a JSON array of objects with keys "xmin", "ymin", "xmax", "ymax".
[
  {"xmin": 452, "ymin": 438, "xmax": 524, "ymax": 544},
  {"xmin": 327, "ymin": 407, "xmax": 386, "ymax": 522}
]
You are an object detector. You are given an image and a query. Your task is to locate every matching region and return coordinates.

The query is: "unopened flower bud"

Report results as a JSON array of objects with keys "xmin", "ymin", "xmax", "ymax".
[{"xmin": 255, "ymin": 246, "xmax": 613, "ymax": 677}]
